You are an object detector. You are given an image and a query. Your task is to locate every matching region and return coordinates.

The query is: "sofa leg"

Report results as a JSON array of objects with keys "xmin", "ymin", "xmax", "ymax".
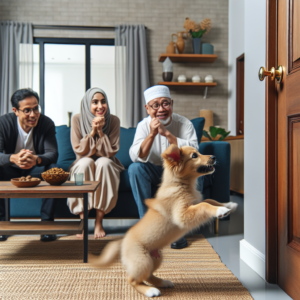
[{"xmin": 214, "ymin": 218, "xmax": 219, "ymax": 235}]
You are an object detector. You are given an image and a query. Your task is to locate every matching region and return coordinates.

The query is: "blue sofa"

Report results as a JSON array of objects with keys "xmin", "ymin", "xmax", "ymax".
[{"xmin": 9, "ymin": 117, "xmax": 231, "ymax": 219}]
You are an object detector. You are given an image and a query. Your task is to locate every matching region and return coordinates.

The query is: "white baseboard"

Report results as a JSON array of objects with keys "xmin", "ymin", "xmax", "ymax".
[{"xmin": 240, "ymin": 239, "xmax": 265, "ymax": 280}]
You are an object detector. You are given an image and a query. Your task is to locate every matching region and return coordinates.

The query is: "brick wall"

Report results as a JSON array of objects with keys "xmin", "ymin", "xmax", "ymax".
[{"xmin": 0, "ymin": 0, "xmax": 229, "ymax": 128}]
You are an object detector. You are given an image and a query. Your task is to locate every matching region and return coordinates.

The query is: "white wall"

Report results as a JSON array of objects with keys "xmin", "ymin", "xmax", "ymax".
[
  {"xmin": 240, "ymin": 0, "xmax": 266, "ymax": 279},
  {"xmin": 228, "ymin": 0, "xmax": 245, "ymax": 135}
]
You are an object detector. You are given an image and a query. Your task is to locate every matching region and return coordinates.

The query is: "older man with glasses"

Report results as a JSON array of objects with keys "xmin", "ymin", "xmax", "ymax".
[
  {"xmin": 129, "ymin": 85, "xmax": 203, "ymax": 249},
  {"xmin": 0, "ymin": 88, "xmax": 59, "ymax": 242}
]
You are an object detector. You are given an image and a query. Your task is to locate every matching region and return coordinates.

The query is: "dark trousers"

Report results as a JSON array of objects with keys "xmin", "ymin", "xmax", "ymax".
[
  {"xmin": 0, "ymin": 163, "xmax": 58, "ymax": 221},
  {"xmin": 128, "ymin": 162, "xmax": 204, "ymax": 218}
]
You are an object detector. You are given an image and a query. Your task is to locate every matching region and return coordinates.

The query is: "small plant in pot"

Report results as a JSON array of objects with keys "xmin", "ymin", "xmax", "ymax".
[
  {"xmin": 203, "ymin": 126, "xmax": 231, "ymax": 141},
  {"xmin": 183, "ymin": 17, "xmax": 211, "ymax": 54}
]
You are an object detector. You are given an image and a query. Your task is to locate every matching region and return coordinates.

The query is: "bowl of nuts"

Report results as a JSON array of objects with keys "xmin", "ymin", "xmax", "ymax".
[
  {"xmin": 41, "ymin": 167, "xmax": 70, "ymax": 186},
  {"xmin": 11, "ymin": 176, "xmax": 41, "ymax": 188}
]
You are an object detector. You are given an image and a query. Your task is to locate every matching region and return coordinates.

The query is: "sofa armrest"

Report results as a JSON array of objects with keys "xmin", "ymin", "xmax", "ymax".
[{"xmin": 199, "ymin": 141, "xmax": 231, "ymax": 203}]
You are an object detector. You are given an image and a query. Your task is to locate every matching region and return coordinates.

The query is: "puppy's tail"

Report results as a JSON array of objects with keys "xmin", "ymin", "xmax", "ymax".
[{"xmin": 89, "ymin": 239, "xmax": 122, "ymax": 268}]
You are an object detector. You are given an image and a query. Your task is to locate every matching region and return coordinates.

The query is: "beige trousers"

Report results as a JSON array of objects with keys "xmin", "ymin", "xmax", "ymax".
[{"xmin": 67, "ymin": 157, "xmax": 122, "ymax": 215}]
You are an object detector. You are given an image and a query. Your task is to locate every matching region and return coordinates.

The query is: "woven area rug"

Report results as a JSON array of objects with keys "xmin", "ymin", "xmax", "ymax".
[{"xmin": 0, "ymin": 235, "xmax": 253, "ymax": 299}]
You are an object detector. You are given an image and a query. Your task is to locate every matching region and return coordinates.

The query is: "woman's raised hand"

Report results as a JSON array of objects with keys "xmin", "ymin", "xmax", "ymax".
[
  {"xmin": 93, "ymin": 117, "xmax": 105, "ymax": 129},
  {"xmin": 91, "ymin": 117, "xmax": 105, "ymax": 137}
]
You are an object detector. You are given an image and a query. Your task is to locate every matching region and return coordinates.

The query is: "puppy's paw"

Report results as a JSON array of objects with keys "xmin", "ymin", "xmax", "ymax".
[
  {"xmin": 145, "ymin": 287, "xmax": 161, "ymax": 297},
  {"xmin": 224, "ymin": 202, "xmax": 238, "ymax": 213},
  {"xmin": 216, "ymin": 207, "xmax": 231, "ymax": 219},
  {"xmin": 160, "ymin": 279, "xmax": 174, "ymax": 288}
]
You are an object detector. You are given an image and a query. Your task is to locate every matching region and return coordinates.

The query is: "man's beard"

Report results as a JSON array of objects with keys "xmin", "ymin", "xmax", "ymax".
[{"xmin": 159, "ymin": 114, "xmax": 172, "ymax": 125}]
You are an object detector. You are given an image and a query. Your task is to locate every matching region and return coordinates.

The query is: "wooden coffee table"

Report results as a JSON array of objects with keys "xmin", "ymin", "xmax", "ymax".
[{"xmin": 0, "ymin": 181, "xmax": 100, "ymax": 263}]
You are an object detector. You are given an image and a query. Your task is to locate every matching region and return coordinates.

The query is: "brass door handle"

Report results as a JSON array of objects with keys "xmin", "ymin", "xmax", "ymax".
[{"xmin": 258, "ymin": 66, "xmax": 283, "ymax": 83}]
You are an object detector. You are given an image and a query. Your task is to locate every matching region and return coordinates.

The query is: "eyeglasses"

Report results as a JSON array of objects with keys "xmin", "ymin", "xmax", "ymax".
[
  {"xmin": 18, "ymin": 105, "xmax": 41, "ymax": 116},
  {"xmin": 148, "ymin": 101, "xmax": 171, "ymax": 110}
]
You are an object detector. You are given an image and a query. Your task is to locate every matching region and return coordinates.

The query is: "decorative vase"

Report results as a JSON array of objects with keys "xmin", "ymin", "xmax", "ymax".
[
  {"xmin": 202, "ymin": 43, "xmax": 214, "ymax": 54},
  {"xmin": 166, "ymin": 34, "xmax": 177, "ymax": 54},
  {"xmin": 162, "ymin": 57, "xmax": 173, "ymax": 81},
  {"xmin": 175, "ymin": 32, "xmax": 185, "ymax": 54},
  {"xmin": 162, "ymin": 72, "xmax": 173, "ymax": 81},
  {"xmin": 192, "ymin": 37, "xmax": 201, "ymax": 54}
]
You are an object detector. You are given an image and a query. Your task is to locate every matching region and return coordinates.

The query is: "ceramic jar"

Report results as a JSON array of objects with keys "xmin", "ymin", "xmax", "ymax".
[
  {"xmin": 175, "ymin": 32, "xmax": 185, "ymax": 54},
  {"xmin": 178, "ymin": 75, "xmax": 187, "ymax": 82},
  {"xmin": 205, "ymin": 75, "xmax": 214, "ymax": 83},
  {"xmin": 192, "ymin": 75, "xmax": 201, "ymax": 82}
]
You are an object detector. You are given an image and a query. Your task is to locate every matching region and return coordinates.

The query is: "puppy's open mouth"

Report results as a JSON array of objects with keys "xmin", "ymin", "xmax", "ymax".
[{"xmin": 197, "ymin": 165, "xmax": 215, "ymax": 173}]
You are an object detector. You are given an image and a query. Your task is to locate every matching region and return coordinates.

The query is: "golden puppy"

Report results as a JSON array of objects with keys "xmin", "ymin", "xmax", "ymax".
[{"xmin": 89, "ymin": 144, "xmax": 238, "ymax": 297}]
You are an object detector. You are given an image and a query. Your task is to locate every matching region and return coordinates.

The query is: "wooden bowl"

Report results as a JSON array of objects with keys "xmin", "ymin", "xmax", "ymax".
[
  {"xmin": 41, "ymin": 172, "xmax": 70, "ymax": 186},
  {"xmin": 11, "ymin": 178, "xmax": 41, "ymax": 188}
]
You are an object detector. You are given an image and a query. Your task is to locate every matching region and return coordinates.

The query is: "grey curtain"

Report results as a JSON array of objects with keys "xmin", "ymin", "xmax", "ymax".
[
  {"xmin": 115, "ymin": 25, "xmax": 150, "ymax": 127},
  {"xmin": 0, "ymin": 21, "xmax": 33, "ymax": 115}
]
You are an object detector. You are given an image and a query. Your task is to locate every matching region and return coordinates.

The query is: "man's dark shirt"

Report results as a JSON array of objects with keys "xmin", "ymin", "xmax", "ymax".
[{"xmin": 0, "ymin": 113, "xmax": 58, "ymax": 167}]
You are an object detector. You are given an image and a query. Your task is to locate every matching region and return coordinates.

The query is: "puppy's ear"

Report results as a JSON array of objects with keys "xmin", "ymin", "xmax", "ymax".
[{"xmin": 161, "ymin": 144, "xmax": 181, "ymax": 164}]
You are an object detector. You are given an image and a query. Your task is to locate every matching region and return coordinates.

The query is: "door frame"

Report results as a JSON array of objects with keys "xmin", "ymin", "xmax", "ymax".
[
  {"xmin": 236, "ymin": 53, "xmax": 245, "ymax": 136},
  {"xmin": 265, "ymin": 0, "xmax": 278, "ymax": 283}
]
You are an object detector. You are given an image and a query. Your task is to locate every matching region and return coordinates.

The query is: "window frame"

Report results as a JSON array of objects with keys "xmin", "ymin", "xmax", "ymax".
[{"xmin": 34, "ymin": 37, "xmax": 114, "ymax": 114}]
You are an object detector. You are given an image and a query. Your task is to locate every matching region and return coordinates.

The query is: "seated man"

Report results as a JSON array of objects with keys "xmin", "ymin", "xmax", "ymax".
[
  {"xmin": 0, "ymin": 88, "xmax": 59, "ymax": 242},
  {"xmin": 129, "ymin": 85, "xmax": 203, "ymax": 249}
]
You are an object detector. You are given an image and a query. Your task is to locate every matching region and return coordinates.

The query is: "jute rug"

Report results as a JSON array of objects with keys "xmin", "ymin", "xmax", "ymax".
[{"xmin": 0, "ymin": 235, "xmax": 253, "ymax": 299}]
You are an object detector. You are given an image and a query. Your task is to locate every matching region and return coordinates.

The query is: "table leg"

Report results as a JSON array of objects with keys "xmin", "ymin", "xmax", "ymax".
[
  {"xmin": 5, "ymin": 198, "xmax": 10, "ymax": 221},
  {"xmin": 83, "ymin": 193, "xmax": 88, "ymax": 263}
]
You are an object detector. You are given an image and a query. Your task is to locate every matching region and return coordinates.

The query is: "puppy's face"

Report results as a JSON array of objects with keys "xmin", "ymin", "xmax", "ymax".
[{"xmin": 161, "ymin": 145, "xmax": 216, "ymax": 179}]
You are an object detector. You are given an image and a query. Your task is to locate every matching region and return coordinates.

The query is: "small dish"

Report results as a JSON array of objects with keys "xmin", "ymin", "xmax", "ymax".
[{"xmin": 11, "ymin": 178, "xmax": 41, "ymax": 188}]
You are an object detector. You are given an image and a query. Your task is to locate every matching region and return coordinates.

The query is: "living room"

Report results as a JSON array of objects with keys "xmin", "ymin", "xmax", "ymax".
[{"xmin": 0, "ymin": 0, "xmax": 297, "ymax": 299}]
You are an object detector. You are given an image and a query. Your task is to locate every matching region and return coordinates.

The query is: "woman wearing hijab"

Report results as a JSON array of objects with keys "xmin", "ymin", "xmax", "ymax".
[{"xmin": 68, "ymin": 87, "xmax": 124, "ymax": 238}]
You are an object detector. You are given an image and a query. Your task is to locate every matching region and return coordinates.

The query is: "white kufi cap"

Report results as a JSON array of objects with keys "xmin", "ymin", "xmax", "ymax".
[{"xmin": 144, "ymin": 85, "xmax": 171, "ymax": 104}]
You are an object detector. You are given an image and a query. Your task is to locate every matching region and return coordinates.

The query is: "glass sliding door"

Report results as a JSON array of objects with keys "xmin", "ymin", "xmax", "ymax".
[
  {"xmin": 34, "ymin": 38, "xmax": 114, "ymax": 126},
  {"xmin": 33, "ymin": 44, "xmax": 40, "ymax": 95},
  {"xmin": 44, "ymin": 44, "xmax": 85, "ymax": 126},
  {"xmin": 90, "ymin": 45, "xmax": 115, "ymax": 115}
]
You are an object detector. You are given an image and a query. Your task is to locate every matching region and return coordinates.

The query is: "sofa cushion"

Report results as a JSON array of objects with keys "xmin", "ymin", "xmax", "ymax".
[
  {"xmin": 115, "ymin": 127, "xmax": 136, "ymax": 169},
  {"xmin": 55, "ymin": 125, "xmax": 76, "ymax": 171},
  {"xmin": 10, "ymin": 198, "xmax": 42, "ymax": 218},
  {"xmin": 190, "ymin": 117, "xmax": 205, "ymax": 145}
]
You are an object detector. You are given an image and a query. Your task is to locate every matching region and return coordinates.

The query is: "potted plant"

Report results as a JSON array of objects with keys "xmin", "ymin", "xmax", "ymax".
[
  {"xmin": 203, "ymin": 126, "xmax": 231, "ymax": 141},
  {"xmin": 183, "ymin": 17, "xmax": 211, "ymax": 54}
]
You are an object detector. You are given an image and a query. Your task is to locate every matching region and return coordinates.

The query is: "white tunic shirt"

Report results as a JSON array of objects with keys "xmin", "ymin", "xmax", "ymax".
[
  {"xmin": 129, "ymin": 113, "xmax": 198, "ymax": 166},
  {"xmin": 14, "ymin": 117, "xmax": 36, "ymax": 155}
]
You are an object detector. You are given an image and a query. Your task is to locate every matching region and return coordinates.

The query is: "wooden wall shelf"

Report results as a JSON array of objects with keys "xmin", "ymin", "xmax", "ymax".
[
  {"xmin": 159, "ymin": 54, "xmax": 218, "ymax": 63},
  {"xmin": 158, "ymin": 82, "xmax": 217, "ymax": 87}
]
